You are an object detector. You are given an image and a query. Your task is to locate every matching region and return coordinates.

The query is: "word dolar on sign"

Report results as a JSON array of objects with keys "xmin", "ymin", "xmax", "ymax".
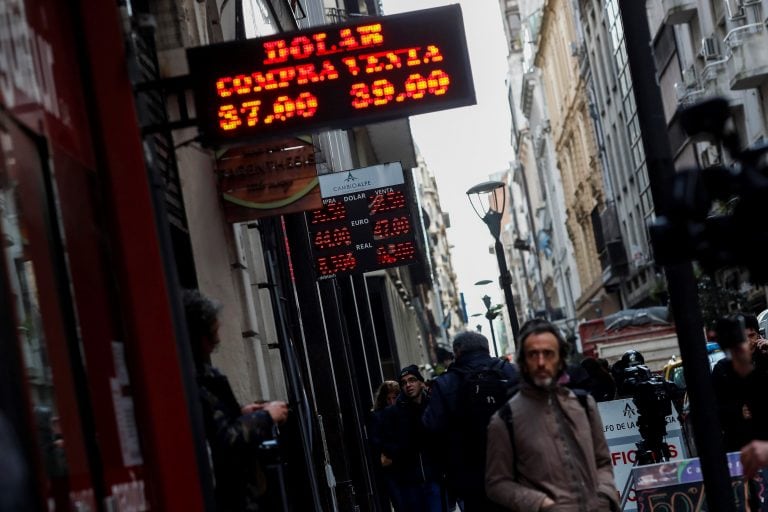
[{"xmin": 187, "ymin": 5, "xmax": 475, "ymax": 146}]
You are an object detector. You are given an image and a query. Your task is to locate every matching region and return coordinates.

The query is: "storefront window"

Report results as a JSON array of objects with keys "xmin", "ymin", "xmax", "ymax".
[{"xmin": 0, "ymin": 120, "xmax": 92, "ymax": 510}]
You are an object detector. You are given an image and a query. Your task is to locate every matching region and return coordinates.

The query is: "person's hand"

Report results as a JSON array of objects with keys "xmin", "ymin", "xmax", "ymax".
[
  {"xmin": 756, "ymin": 339, "xmax": 768, "ymax": 355},
  {"xmin": 540, "ymin": 497, "xmax": 556, "ymax": 510},
  {"xmin": 241, "ymin": 402, "xmax": 266, "ymax": 415},
  {"xmin": 263, "ymin": 401, "xmax": 289, "ymax": 425},
  {"xmin": 381, "ymin": 454, "xmax": 393, "ymax": 467},
  {"xmin": 741, "ymin": 440, "xmax": 768, "ymax": 479}
]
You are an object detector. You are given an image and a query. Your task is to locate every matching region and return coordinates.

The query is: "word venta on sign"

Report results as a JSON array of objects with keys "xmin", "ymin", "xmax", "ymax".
[
  {"xmin": 186, "ymin": 5, "xmax": 475, "ymax": 145},
  {"xmin": 309, "ymin": 163, "xmax": 419, "ymax": 279}
]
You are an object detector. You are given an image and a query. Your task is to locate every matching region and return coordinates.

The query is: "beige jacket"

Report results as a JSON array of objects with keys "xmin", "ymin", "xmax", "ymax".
[{"xmin": 485, "ymin": 383, "xmax": 619, "ymax": 512}]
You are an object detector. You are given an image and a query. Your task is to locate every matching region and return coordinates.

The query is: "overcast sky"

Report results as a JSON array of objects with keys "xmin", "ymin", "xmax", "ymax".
[{"xmin": 381, "ymin": 0, "xmax": 515, "ymax": 327}]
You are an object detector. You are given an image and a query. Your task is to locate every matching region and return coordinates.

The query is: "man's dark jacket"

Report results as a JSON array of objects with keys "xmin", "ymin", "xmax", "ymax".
[
  {"xmin": 198, "ymin": 365, "xmax": 275, "ymax": 512},
  {"xmin": 422, "ymin": 350, "xmax": 519, "ymax": 497},
  {"xmin": 379, "ymin": 392, "xmax": 440, "ymax": 485},
  {"xmin": 712, "ymin": 357, "xmax": 768, "ymax": 452}
]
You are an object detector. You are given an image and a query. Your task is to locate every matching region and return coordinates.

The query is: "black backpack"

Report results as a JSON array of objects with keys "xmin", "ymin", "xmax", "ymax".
[{"xmin": 452, "ymin": 359, "xmax": 512, "ymax": 459}]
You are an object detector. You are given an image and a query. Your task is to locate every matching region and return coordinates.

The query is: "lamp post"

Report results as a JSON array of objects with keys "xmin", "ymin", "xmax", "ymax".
[
  {"xmin": 467, "ymin": 181, "xmax": 521, "ymax": 343},
  {"xmin": 482, "ymin": 295, "xmax": 502, "ymax": 357}
]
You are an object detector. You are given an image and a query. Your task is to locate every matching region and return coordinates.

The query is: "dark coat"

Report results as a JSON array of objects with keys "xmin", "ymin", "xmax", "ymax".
[
  {"xmin": 379, "ymin": 392, "xmax": 440, "ymax": 485},
  {"xmin": 422, "ymin": 351, "xmax": 520, "ymax": 497},
  {"xmin": 198, "ymin": 365, "xmax": 275, "ymax": 512},
  {"xmin": 712, "ymin": 358, "xmax": 768, "ymax": 452}
]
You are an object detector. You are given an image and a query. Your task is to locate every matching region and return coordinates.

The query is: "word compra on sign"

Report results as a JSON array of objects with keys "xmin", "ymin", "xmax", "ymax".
[{"xmin": 187, "ymin": 5, "xmax": 475, "ymax": 146}]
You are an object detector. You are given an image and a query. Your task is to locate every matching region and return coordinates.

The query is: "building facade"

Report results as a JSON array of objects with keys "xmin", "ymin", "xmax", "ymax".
[
  {"xmin": 647, "ymin": 0, "xmax": 768, "ymax": 313},
  {"xmin": 499, "ymin": 0, "xmax": 583, "ymax": 328},
  {"xmin": 578, "ymin": 0, "xmax": 663, "ymax": 308},
  {"xmin": 0, "ymin": 0, "xmax": 466, "ymax": 510},
  {"xmin": 536, "ymin": 0, "xmax": 621, "ymax": 320}
]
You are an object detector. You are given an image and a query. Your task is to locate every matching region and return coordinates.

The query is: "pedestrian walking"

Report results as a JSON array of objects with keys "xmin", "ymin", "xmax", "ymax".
[
  {"xmin": 369, "ymin": 380, "xmax": 402, "ymax": 511},
  {"xmin": 486, "ymin": 320, "xmax": 619, "ymax": 512},
  {"xmin": 379, "ymin": 365, "xmax": 442, "ymax": 512},
  {"xmin": 423, "ymin": 331, "xmax": 519, "ymax": 511}
]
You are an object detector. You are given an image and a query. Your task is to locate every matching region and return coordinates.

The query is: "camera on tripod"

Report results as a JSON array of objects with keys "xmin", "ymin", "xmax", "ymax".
[
  {"xmin": 616, "ymin": 351, "xmax": 681, "ymax": 465},
  {"xmin": 649, "ymin": 98, "xmax": 768, "ymax": 283}
]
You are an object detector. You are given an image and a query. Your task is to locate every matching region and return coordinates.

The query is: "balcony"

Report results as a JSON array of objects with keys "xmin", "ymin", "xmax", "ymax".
[
  {"xmin": 725, "ymin": 23, "xmax": 768, "ymax": 90},
  {"xmin": 700, "ymin": 61, "xmax": 730, "ymax": 98},
  {"xmin": 662, "ymin": 0, "xmax": 697, "ymax": 25},
  {"xmin": 674, "ymin": 65, "xmax": 703, "ymax": 108}
]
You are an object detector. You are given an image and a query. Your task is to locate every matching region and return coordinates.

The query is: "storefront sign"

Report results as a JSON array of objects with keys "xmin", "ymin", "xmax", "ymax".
[
  {"xmin": 631, "ymin": 453, "xmax": 749, "ymax": 511},
  {"xmin": 597, "ymin": 398, "xmax": 685, "ymax": 511},
  {"xmin": 187, "ymin": 5, "xmax": 475, "ymax": 146},
  {"xmin": 216, "ymin": 138, "xmax": 321, "ymax": 222},
  {"xmin": 309, "ymin": 163, "xmax": 419, "ymax": 279}
]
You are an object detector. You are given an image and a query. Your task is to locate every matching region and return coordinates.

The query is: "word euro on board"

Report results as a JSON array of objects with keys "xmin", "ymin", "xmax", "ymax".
[
  {"xmin": 308, "ymin": 163, "xmax": 419, "ymax": 279},
  {"xmin": 186, "ymin": 5, "xmax": 476, "ymax": 146}
]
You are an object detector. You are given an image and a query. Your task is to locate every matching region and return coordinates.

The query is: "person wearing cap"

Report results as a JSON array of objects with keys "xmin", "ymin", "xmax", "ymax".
[{"xmin": 378, "ymin": 365, "xmax": 442, "ymax": 512}]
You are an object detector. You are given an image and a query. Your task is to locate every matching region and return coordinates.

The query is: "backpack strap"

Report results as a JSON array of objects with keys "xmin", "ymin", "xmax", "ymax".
[
  {"xmin": 497, "ymin": 402, "xmax": 517, "ymax": 480},
  {"xmin": 572, "ymin": 388, "xmax": 591, "ymax": 418}
]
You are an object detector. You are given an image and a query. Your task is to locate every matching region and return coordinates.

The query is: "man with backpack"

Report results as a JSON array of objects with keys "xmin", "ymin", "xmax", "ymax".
[
  {"xmin": 486, "ymin": 321, "xmax": 619, "ymax": 512},
  {"xmin": 423, "ymin": 331, "xmax": 519, "ymax": 511}
]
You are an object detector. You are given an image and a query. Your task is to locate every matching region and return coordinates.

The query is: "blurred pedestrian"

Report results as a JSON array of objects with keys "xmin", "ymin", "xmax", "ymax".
[
  {"xmin": 423, "ymin": 331, "xmax": 519, "ymax": 511},
  {"xmin": 380, "ymin": 365, "xmax": 442, "ymax": 512},
  {"xmin": 713, "ymin": 314, "xmax": 768, "ymax": 510},
  {"xmin": 369, "ymin": 380, "xmax": 402, "ymax": 511},
  {"xmin": 486, "ymin": 321, "xmax": 619, "ymax": 511},
  {"xmin": 712, "ymin": 314, "xmax": 768, "ymax": 452},
  {"xmin": 580, "ymin": 357, "xmax": 617, "ymax": 402},
  {"xmin": 183, "ymin": 289, "xmax": 289, "ymax": 512}
]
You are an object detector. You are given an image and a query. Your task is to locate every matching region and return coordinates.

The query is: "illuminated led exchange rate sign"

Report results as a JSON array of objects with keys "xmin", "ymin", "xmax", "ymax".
[
  {"xmin": 186, "ymin": 5, "xmax": 475, "ymax": 146},
  {"xmin": 308, "ymin": 163, "xmax": 420, "ymax": 279}
]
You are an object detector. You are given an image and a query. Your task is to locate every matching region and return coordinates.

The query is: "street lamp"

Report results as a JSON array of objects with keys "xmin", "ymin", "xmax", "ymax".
[
  {"xmin": 467, "ymin": 180, "xmax": 521, "ymax": 343},
  {"xmin": 482, "ymin": 295, "xmax": 502, "ymax": 357}
]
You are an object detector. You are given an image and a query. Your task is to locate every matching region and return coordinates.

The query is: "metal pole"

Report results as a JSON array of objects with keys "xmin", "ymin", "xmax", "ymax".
[
  {"xmin": 487, "ymin": 315, "xmax": 499, "ymax": 357},
  {"xmin": 617, "ymin": 1, "xmax": 734, "ymax": 510},
  {"xmin": 496, "ymin": 237, "xmax": 521, "ymax": 343}
]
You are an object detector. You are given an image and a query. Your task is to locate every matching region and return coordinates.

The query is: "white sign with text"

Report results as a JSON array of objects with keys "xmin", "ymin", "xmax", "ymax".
[{"xmin": 597, "ymin": 398, "xmax": 685, "ymax": 511}]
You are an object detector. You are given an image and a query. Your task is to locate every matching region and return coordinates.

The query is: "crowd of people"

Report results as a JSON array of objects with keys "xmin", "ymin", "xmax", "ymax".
[
  {"xmin": 369, "ymin": 322, "xmax": 622, "ymax": 512},
  {"xmin": 369, "ymin": 312, "xmax": 768, "ymax": 512},
  {"xmin": 182, "ymin": 287, "xmax": 768, "ymax": 512}
]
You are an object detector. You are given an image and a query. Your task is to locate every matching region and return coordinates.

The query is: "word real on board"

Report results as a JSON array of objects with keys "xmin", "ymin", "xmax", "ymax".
[
  {"xmin": 186, "ymin": 5, "xmax": 475, "ymax": 146},
  {"xmin": 308, "ymin": 163, "xmax": 419, "ymax": 279}
]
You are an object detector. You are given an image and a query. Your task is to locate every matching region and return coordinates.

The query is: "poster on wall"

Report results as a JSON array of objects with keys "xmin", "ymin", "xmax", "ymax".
[
  {"xmin": 308, "ymin": 162, "xmax": 420, "ymax": 279},
  {"xmin": 216, "ymin": 137, "xmax": 321, "ymax": 222}
]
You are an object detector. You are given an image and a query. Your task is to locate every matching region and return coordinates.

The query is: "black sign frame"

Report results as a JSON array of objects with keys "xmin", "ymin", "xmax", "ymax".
[
  {"xmin": 307, "ymin": 165, "xmax": 421, "ymax": 279},
  {"xmin": 186, "ymin": 5, "xmax": 476, "ymax": 146}
]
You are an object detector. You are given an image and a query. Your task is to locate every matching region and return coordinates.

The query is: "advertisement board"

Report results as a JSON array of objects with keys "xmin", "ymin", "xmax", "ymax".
[
  {"xmin": 216, "ymin": 138, "xmax": 321, "ymax": 222},
  {"xmin": 308, "ymin": 163, "xmax": 419, "ymax": 279},
  {"xmin": 597, "ymin": 398, "xmax": 685, "ymax": 510},
  {"xmin": 187, "ymin": 5, "xmax": 475, "ymax": 145}
]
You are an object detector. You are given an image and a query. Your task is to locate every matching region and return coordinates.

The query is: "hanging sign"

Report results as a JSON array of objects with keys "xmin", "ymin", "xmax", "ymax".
[
  {"xmin": 308, "ymin": 163, "xmax": 419, "ymax": 279},
  {"xmin": 186, "ymin": 5, "xmax": 475, "ymax": 146},
  {"xmin": 216, "ymin": 138, "xmax": 321, "ymax": 222}
]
